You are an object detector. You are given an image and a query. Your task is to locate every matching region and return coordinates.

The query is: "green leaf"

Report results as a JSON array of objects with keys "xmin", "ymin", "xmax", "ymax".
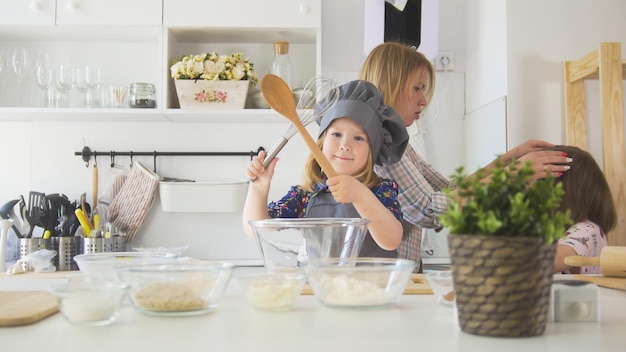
[{"xmin": 440, "ymin": 157, "xmax": 573, "ymax": 244}]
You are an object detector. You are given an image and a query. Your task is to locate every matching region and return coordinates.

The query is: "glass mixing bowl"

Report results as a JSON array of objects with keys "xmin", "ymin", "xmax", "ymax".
[
  {"xmin": 300, "ymin": 257, "xmax": 418, "ymax": 309},
  {"xmin": 248, "ymin": 218, "xmax": 369, "ymax": 272}
]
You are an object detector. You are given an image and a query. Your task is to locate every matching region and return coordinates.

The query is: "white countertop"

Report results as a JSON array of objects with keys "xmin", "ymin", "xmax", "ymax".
[{"xmin": 1, "ymin": 269, "xmax": 625, "ymax": 352}]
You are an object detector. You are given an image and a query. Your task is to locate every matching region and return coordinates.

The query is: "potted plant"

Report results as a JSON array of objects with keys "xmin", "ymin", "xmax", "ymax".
[
  {"xmin": 440, "ymin": 159, "xmax": 572, "ymax": 338},
  {"xmin": 170, "ymin": 52, "xmax": 258, "ymax": 109}
]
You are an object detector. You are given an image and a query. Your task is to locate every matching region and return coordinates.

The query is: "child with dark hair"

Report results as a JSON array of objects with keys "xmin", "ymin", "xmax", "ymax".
[{"xmin": 551, "ymin": 146, "xmax": 617, "ymax": 274}]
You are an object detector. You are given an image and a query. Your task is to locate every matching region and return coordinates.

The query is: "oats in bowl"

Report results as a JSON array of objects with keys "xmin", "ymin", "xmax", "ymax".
[{"xmin": 116, "ymin": 262, "xmax": 235, "ymax": 316}]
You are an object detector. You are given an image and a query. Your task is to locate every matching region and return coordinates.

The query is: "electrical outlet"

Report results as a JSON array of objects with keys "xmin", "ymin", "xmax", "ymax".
[{"xmin": 435, "ymin": 52, "xmax": 454, "ymax": 71}]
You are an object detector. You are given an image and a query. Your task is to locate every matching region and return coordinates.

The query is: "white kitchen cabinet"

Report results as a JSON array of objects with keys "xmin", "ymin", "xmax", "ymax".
[
  {"xmin": 0, "ymin": 0, "xmax": 55, "ymax": 25},
  {"xmin": 0, "ymin": 0, "xmax": 163, "ymax": 116},
  {"xmin": 163, "ymin": 0, "xmax": 320, "ymax": 28},
  {"xmin": 0, "ymin": 0, "xmax": 161, "ymax": 26},
  {"xmin": 56, "ymin": 0, "xmax": 161, "ymax": 26},
  {"xmin": 0, "ymin": 0, "xmax": 321, "ymax": 123}
]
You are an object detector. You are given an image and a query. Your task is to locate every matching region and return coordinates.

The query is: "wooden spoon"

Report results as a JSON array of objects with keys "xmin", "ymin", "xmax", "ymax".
[{"xmin": 261, "ymin": 74, "xmax": 336, "ymax": 177}]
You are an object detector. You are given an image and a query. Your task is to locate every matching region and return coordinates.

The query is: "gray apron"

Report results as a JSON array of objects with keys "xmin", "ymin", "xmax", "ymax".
[{"xmin": 305, "ymin": 187, "xmax": 397, "ymax": 258}]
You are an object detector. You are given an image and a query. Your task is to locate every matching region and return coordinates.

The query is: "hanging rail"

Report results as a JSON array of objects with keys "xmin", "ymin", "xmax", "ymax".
[{"xmin": 75, "ymin": 146, "xmax": 263, "ymax": 171}]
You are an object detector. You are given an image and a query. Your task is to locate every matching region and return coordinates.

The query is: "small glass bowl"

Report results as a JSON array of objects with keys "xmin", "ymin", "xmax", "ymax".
[
  {"xmin": 49, "ymin": 280, "xmax": 129, "ymax": 326},
  {"xmin": 74, "ymin": 251, "xmax": 178, "ymax": 280},
  {"xmin": 300, "ymin": 258, "xmax": 418, "ymax": 309},
  {"xmin": 238, "ymin": 272, "xmax": 307, "ymax": 311},
  {"xmin": 116, "ymin": 262, "xmax": 236, "ymax": 317},
  {"xmin": 425, "ymin": 270, "xmax": 455, "ymax": 306}
]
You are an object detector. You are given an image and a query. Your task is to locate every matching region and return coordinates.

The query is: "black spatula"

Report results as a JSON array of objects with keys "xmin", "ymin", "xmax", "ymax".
[{"xmin": 26, "ymin": 191, "xmax": 47, "ymax": 238}]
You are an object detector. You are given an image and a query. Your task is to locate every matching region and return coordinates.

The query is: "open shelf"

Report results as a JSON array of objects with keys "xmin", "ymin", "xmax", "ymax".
[{"xmin": 0, "ymin": 0, "xmax": 321, "ymax": 122}]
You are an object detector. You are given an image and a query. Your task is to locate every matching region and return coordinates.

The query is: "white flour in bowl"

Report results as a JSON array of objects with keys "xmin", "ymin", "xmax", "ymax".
[{"xmin": 315, "ymin": 275, "xmax": 392, "ymax": 306}]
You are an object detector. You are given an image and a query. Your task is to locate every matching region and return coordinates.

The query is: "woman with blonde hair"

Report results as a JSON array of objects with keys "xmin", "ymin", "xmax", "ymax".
[{"xmin": 359, "ymin": 42, "xmax": 574, "ymax": 267}]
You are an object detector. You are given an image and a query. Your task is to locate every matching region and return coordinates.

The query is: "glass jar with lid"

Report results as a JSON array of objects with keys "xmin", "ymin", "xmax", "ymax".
[
  {"xmin": 128, "ymin": 82, "xmax": 156, "ymax": 108},
  {"xmin": 271, "ymin": 41, "xmax": 293, "ymax": 90}
]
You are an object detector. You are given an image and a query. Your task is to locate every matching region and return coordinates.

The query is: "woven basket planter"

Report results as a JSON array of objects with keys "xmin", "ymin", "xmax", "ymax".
[{"xmin": 448, "ymin": 234, "xmax": 556, "ymax": 337}]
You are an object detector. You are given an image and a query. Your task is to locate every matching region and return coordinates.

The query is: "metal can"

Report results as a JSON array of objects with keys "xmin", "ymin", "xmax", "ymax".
[{"xmin": 128, "ymin": 82, "xmax": 156, "ymax": 108}]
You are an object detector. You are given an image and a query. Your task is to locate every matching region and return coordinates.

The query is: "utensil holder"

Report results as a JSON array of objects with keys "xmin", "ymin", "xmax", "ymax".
[
  {"xmin": 82, "ymin": 237, "xmax": 104, "ymax": 254},
  {"xmin": 19, "ymin": 238, "xmax": 49, "ymax": 271},
  {"xmin": 19, "ymin": 238, "xmax": 47, "ymax": 257},
  {"xmin": 110, "ymin": 236, "xmax": 127, "ymax": 252},
  {"xmin": 82, "ymin": 236, "xmax": 127, "ymax": 254},
  {"xmin": 50, "ymin": 237, "xmax": 81, "ymax": 271}
]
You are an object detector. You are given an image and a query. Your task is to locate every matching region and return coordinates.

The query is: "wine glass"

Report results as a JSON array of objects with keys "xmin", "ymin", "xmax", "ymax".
[
  {"xmin": 56, "ymin": 65, "xmax": 74, "ymax": 108},
  {"xmin": 36, "ymin": 66, "xmax": 54, "ymax": 108},
  {"xmin": 0, "ymin": 53, "xmax": 7, "ymax": 75},
  {"xmin": 0, "ymin": 53, "xmax": 9, "ymax": 106},
  {"xmin": 35, "ymin": 53, "xmax": 53, "ymax": 107},
  {"xmin": 73, "ymin": 67, "xmax": 88, "ymax": 107},
  {"xmin": 12, "ymin": 48, "xmax": 29, "ymax": 107},
  {"xmin": 85, "ymin": 66, "xmax": 101, "ymax": 107}
]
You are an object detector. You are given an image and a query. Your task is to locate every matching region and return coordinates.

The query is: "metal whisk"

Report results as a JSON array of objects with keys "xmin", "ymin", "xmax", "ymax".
[{"xmin": 260, "ymin": 74, "xmax": 339, "ymax": 170}]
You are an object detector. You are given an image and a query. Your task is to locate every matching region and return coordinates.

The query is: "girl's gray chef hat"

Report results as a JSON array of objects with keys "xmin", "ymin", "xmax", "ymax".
[{"xmin": 315, "ymin": 80, "xmax": 408, "ymax": 166}]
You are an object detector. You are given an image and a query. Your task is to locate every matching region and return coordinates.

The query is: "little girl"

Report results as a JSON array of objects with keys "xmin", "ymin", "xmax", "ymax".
[
  {"xmin": 243, "ymin": 80, "xmax": 409, "ymax": 258},
  {"xmin": 552, "ymin": 145, "xmax": 617, "ymax": 274}
]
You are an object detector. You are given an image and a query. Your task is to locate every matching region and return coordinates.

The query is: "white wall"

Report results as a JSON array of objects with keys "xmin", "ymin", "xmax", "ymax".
[
  {"xmin": 464, "ymin": 0, "xmax": 507, "ymax": 115},
  {"xmin": 506, "ymin": 0, "xmax": 626, "ymax": 165},
  {"xmin": 463, "ymin": 0, "xmax": 626, "ymax": 165}
]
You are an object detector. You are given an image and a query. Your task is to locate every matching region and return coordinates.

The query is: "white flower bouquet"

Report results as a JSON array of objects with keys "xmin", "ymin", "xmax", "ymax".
[{"xmin": 170, "ymin": 52, "xmax": 258, "ymax": 87}]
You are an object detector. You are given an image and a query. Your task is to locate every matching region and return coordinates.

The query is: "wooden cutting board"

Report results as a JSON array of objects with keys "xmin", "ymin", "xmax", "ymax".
[
  {"xmin": 301, "ymin": 273, "xmax": 433, "ymax": 295},
  {"xmin": 0, "ymin": 271, "xmax": 72, "ymax": 279},
  {"xmin": 0, "ymin": 291, "xmax": 59, "ymax": 327},
  {"xmin": 573, "ymin": 274, "xmax": 626, "ymax": 291}
]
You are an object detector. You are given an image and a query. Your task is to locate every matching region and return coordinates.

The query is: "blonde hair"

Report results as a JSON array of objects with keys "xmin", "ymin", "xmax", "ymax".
[
  {"xmin": 301, "ymin": 130, "xmax": 380, "ymax": 192},
  {"xmin": 359, "ymin": 42, "xmax": 436, "ymax": 107}
]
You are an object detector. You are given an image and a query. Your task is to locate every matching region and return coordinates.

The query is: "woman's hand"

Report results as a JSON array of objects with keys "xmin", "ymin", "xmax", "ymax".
[
  {"xmin": 503, "ymin": 139, "xmax": 556, "ymax": 163},
  {"xmin": 517, "ymin": 150, "xmax": 572, "ymax": 180},
  {"xmin": 483, "ymin": 140, "xmax": 572, "ymax": 180}
]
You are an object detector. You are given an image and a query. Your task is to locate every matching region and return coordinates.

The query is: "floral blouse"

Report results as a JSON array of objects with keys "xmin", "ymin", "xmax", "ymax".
[{"xmin": 267, "ymin": 179, "xmax": 403, "ymax": 221}]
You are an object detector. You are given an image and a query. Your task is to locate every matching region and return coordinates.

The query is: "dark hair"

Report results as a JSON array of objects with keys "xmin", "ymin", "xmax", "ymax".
[{"xmin": 547, "ymin": 145, "xmax": 617, "ymax": 234}]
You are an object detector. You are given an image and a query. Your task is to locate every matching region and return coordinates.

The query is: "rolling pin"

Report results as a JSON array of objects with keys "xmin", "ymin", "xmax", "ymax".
[{"xmin": 564, "ymin": 246, "xmax": 626, "ymax": 277}]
